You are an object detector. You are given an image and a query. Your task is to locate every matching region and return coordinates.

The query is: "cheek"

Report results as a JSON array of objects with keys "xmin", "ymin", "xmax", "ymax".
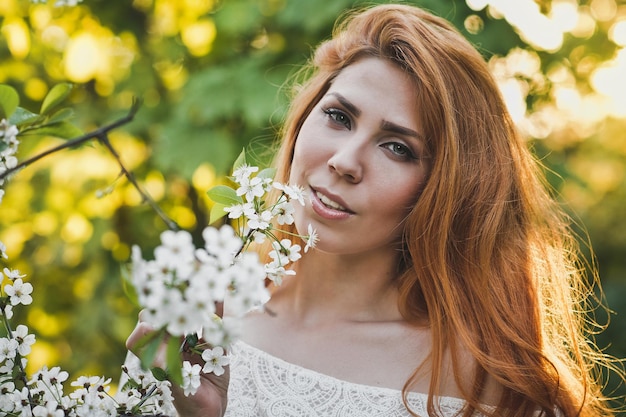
[
  {"xmin": 382, "ymin": 177, "xmax": 426, "ymax": 220},
  {"xmin": 289, "ymin": 144, "xmax": 311, "ymax": 186},
  {"xmin": 291, "ymin": 132, "xmax": 327, "ymax": 178}
]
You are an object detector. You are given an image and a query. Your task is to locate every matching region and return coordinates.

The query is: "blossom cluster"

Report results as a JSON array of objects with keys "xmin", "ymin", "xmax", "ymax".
[
  {"xmin": 130, "ymin": 226, "xmax": 267, "ymax": 339},
  {"xmin": 0, "ymin": 261, "xmax": 177, "ymax": 416},
  {"xmin": 0, "ymin": 118, "xmax": 19, "ymax": 192},
  {"xmin": 129, "ymin": 162, "xmax": 317, "ymax": 396},
  {"xmin": 224, "ymin": 164, "xmax": 317, "ymax": 284}
]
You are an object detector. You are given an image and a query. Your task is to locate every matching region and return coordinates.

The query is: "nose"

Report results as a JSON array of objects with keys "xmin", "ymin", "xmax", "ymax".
[{"xmin": 327, "ymin": 141, "xmax": 364, "ymax": 183}]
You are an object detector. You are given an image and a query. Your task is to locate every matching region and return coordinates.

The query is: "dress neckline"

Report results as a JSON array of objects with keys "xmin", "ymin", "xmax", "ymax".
[{"xmin": 232, "ymin": 339, "xmax": 469, "ymax": 406}]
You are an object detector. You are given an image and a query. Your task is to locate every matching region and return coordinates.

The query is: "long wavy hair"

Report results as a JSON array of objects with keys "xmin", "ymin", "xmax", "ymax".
[{"xmin": 266, "ymin": 4, "xmax": 619, "ymax": 417}]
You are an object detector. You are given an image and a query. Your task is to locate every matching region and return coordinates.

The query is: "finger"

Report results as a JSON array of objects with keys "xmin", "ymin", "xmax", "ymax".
[
  {"xmin": 138, "ymin": 308, "xmax": 150, "ymax": 323},
  {"xmin": 125, "ymin": 321, "xmax": 155, "ymax": 351}
]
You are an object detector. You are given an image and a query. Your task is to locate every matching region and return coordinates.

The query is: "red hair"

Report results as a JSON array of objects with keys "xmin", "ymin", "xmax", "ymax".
[{"xmin": 269, "ymin": 4, "xmax": 619, "ymax": 416}]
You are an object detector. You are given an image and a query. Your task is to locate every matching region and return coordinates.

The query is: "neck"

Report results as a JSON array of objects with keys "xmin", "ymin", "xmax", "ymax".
[{"xmin": 267, "ymin": 249, "xmax": 404, "ymax": 325}]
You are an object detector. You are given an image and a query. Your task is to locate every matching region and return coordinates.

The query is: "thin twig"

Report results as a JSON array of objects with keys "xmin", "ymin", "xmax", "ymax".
[
  {"xmin": 1, "ymin": 99, "xmax": 179, "ymax": 231},
  {"xmin": 130, "ymin": 384, "xmax": 158, "ymax": 413},
  {"xmin": 97, "ymin": 132, "xmax": 179, "ymax": 231}
]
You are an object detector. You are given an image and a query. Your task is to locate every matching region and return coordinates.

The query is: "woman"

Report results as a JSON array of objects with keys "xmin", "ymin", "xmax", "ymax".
[{"xmin": 128, "ymin": 4, "xmax": 620, "ymax": 416}]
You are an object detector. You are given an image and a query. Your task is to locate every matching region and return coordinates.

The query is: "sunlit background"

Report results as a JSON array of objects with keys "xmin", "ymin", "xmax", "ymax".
[{"xmin": 1, "ymin": 0, "xmax": 625, "ymax": 409}]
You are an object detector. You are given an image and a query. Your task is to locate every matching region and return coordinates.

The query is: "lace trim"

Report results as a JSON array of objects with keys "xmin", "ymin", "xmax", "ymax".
[{"xmin": 224, "ymin": 340, "xmax": 473, "ymax": 417}]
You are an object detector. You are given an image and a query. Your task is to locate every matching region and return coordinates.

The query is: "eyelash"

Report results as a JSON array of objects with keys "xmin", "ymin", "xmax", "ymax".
[
  {"xmin": 322, "ymin": 107, "xmax": 351, "ymax": 129},
  {"xmin": 381, "ymin": 142, "xmax": 417, "ymax": 161},
  {"xmin": 321, "ymin": 106, "xmax": 418, "ymax": 162}
]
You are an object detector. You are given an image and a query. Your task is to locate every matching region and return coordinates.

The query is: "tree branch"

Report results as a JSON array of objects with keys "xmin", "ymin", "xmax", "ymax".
[
  {"xmin": 1, "ymin": 99, "xmax": 179, "ymax": 230},
  {"xmin": 0, "ymin": 99, "xmax": 141, "ymax": 181}
]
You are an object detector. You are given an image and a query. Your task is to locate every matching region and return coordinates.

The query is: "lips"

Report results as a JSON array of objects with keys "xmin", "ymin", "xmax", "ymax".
[
  {"xmin": 316, "ymin": 191, "xmax": 348, "ymax": 211},
  {"xmin": 311, "ymin": 187, "xmax": 355, "ymax": 214}
]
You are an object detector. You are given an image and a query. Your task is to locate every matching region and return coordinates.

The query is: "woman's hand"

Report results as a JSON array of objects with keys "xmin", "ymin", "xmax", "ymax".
[{"xmin": 126, "ymin": 312, "xmax": 230, "ymax": 417}]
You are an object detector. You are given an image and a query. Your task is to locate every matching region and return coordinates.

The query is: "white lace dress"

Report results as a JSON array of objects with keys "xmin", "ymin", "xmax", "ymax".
[{"xmin": 224, "ymin": 340, "xmax": 473, "ymax": 417}]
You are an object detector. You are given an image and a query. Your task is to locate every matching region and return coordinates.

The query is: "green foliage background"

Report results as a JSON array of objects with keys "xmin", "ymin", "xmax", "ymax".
[{"xmin": 1, "ymin": 0, "xmax": 625, "ymax": 410}]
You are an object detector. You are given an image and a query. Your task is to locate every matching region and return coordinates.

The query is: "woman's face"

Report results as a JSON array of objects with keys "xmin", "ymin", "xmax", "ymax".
[{"xmin": 289, "ymin": 57, "xmax": 430, "ymax": 257}]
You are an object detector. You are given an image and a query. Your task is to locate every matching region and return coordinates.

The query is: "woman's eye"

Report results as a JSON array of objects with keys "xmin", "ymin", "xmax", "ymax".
[
  {"xmin": 322, "ymin": 108, "xmax": 351, "ymax": 129},
  {"xmin": 382, "ymin": 142, "xmax": 416, "ymax": 161}
]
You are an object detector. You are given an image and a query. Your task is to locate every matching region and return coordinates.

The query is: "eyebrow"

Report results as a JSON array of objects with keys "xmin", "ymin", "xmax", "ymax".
[
  {"xmin": 326, "ymin": 92, "xmax": 423, "ymax": 140},
  {"xmin": 327, "ymin": 92, "xmax": 361, "ymax": 117},
  {"xmin": 380, "ymin": 120, "xmax": 423, "ymax": 140}
]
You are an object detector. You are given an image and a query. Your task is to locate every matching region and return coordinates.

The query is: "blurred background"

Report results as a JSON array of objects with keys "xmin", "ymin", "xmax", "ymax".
[{"xmin": 1, "ymin": 0, "xmax": 625, "ymax": 410}]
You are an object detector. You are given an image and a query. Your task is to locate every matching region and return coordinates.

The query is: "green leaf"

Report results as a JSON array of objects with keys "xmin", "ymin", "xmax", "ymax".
[
  {"xmin": 207, "ymin": 185, "xmax": 242, "ymax": 206},
  {"xmin": 232, "ymin": 148, "xmax": 247, "ymax": 172},
  {"xmin": 256, "ymin": 167, "xmax": 276, "ymax": 180},
  {"xmin": 138, "ymin": 332, "xmax": 163, "ymax": 370},
  {"xmin": 0, "ymin": 85, "xmax": 19, "ymax": 120},
  {"xmin": 27, "ymin": 121, "xmax": 83, "ymax": 140},
  {"xmin": 166, "ymin": 337, "xmax": 183, "ymax": 386},
  {"xmin": 150, "ymin": 367, "xmax": 169, "ymax": 382},
  {"xmin": 40, "ymin": 83, "xmax": 72, "ymax": 116},
  {"xmin": 47, "ymin": 107, "xmax": 74, "ymax": 124},
  {"xmin": 121, "ymin": 378, "xmax": 141, "ymax": 391},
  {"xmin": 209, "ymin": 202, "xmax": 228, "ymax": 224},
  {"xmin": 185, "ymin": 333, "xmax": 199, "ymax": 349},
  {"xmin": 8, "ymin": 107, "xmax": 42, "ymax": 126}
]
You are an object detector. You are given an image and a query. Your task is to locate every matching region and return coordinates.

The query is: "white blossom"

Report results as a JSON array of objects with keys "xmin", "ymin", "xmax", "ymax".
[
  {"xmin": 0, "ymin": 240, "xmax": 7, "ymax": 259},
  {"xmin": 304, "ymin": 224, "xmax": 319, "ymax": 253},
  {"xmin": 232, "ymin": 164, "xmax": 258, "ymax": 184},
  {"xmin": 32, "ymin": 400, "xmax": 64, "ymax": 417},
  {"xmin": 202, "ymin": 224, "xmax": 243, "ymax": 266},
  {"xmin": 201, "ymin": 346, "xmax": 229, "ymax": 376},
  {"xmin": 181, "ymin": 361, "xmax": 202, "ymax": 396},
  {"xmin": 0, "ymin": 384, "xmax": 16, "ymax": 412},
  {"xmin": 166, "ymin": 302, "xmax": 203, "ymax": 336},
  {"xmin": 246, "ymin": 209, "xmax": 272, "ymax": 231},
  {"xmin": 3, "ymin": 267, "xmax": 25, "ymax": 281},
  {"xmin": 154, "ymin": 229, "xmax": 195, "ymax": 275},
  {"xmin": 2, "ymin": 304, "xmax": 13, "ymax": 319},
  {"xmin": 273, "ymin": 182, "xmax": 306, "ymax": 206},
  {"xmin": 271, "ymin": 239, "xmax": 302, "ymax": 264},
  {"xmin": 8, "ymin": 387, "xmax": 31, "ymax": 415},
  {"xmin": 30, "ymin": 366, "xmax": 69, "ymax": 389},
  {"xmin": 73, "ymin": 390, "xmax": 116, "ymax": 417},
  {"xmin": 0, "ymin": 119, "xmax": 19, "ymax": 149},
  {"xmin": 226, "ymin": 257, "xmax": 270, "ymax": 312},
  {"xmin": 185, "ymin": 272, "xmax": 219, "ymax": 316},
  {"xmin": 265, "ymin": 263, "xmax": 296, "ymax": 286},
  {"xmin": 236, "ymin": 176, "xmax": 267, "ymax": 201},
  {"xmin": 224, "ymin": 201, "xmax": 255, "ymax": 219},
  {"xmin": 4, "ymin": 278, "xmax": 33, "ymax": 306},
  {"xmin": 13, "ymin": 325, "xmax": 36, "ymax": 356},
  {"xmin": 272, "ymin": 199, "xmax": 296, "ymax": 225},
  {"xmin": 252, "ymin": 230, "xmax": 266, "ymax": 244},
  {"xmin": 0, "ymin": 338, "xmax": 19, "ymax": 362}
]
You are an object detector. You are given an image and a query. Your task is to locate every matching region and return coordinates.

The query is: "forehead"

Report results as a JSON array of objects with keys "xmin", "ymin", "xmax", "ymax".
[{"xmin": 325, "ymin": 57, "xmax": 421, "ymax": 129}]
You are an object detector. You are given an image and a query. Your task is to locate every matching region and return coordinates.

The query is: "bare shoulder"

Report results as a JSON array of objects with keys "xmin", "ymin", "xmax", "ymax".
[
  {"xmin": 237, "ymin": 308, "xmax": 502, "ymax": 403},
  {"xmin": 238, "ymin": 308, "xmax": 427, "ymax": 392}
]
